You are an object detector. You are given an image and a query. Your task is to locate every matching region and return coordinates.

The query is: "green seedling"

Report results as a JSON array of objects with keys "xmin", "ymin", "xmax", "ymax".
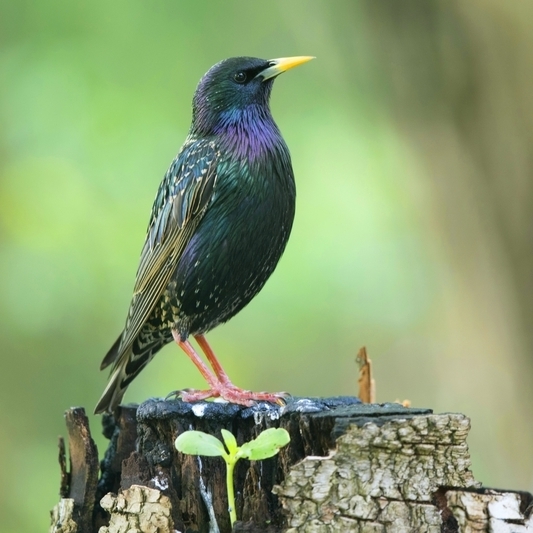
[{"xmin": 175, "ymin": 427, "xmax": 290, "ymax": 526}]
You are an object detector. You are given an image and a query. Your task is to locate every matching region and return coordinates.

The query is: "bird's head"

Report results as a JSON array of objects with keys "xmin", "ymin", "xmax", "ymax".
[{"xmin": 190, "ymin": 56, "xmax": 314, "ymax": 137}]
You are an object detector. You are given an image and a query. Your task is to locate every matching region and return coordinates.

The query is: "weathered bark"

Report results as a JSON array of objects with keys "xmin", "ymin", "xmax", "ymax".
[
  {"xmin": 50, "ymin": 398, "xmax": 533, "ymax": 532},
  {"xmin": 274, "ymin": 413, "xmax": 477, "ymax": 531},
  {"xmin": 51, "ymin": 409, "xmax": 100, "ymax": 533}
]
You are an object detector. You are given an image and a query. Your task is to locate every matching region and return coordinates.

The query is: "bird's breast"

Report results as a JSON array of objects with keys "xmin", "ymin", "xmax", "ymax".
[{"xmin": 171, "ymin": 149, "xmax": 296, "ymax": 334}]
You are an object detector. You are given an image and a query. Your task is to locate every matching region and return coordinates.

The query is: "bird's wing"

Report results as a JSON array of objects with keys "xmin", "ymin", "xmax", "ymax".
[{"xmin": 112, "ymin": 138, "xmax": 219, "ymax": 362}]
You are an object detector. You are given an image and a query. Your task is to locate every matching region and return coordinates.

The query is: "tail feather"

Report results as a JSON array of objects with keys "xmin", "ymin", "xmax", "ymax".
[
  {"xmin": 94, "ymin": 350, "xmax": 132, "ymax": 414},
  {"xmin": 95, "ymin": 329, "xmax": 168, "ymax": 414},
  {"xmin": 100, "ymin": 334, "xmax": 122, "ymax": 370}
]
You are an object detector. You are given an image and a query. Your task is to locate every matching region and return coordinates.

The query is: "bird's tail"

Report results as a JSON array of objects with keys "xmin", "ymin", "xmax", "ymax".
[
  {"xmin": 94, "ymin": 347, "xmax": 133, "ymax": 414},
  {"xmin": 95, "ymin": 329, "xmax": 166, "ymax": 414}
]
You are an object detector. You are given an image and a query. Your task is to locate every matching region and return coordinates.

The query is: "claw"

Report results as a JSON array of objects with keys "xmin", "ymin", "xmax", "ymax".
[
  {"xmin": 164, "ymin": 390, "xmax": 181, "ymax": 401},
  {"xmin": 165, "ymin": 388, "xmax": 215, "ymax": 402}
]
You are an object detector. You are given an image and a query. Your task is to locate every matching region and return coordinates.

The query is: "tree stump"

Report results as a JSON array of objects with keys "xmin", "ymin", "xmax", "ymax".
[{"xmin": 50, "ymin": 398, "xmax": 533, "ymax": 532}]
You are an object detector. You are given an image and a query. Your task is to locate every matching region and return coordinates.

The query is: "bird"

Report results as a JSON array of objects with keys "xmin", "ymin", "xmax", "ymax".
[{"xmin": 95, "ymin": 55, "xmax": 314, "ymax": 414}]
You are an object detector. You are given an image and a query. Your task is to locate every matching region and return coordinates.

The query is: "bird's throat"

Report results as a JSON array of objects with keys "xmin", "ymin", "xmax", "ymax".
[{"xmin": 214, "ymin": 105, "xmax": 283, "ymax": 161}]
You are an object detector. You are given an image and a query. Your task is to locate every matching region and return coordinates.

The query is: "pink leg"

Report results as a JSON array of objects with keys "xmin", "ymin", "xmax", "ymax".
[
  {"xmin": 193, "ymin": 333, "xmax": 289, "ymax": 406},
  {"xmin": 171, "ymin": 330, "xmax": 219, "ymax": 390},
  {"xmin": 172, "ymin": 329, "xmax": 288, "ymax": 406},
  {"xmin": 194, "ymin": 334, "xmax": 232, "ymax": 384}
]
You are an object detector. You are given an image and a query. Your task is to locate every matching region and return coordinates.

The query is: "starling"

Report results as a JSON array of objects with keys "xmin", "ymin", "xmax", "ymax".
[{"xmin": 95, "ymin": 56, "xmax": 314, "ymax": 414}]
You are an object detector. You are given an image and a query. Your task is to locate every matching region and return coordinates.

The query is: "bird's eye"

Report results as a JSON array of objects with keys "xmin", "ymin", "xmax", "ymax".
[{"xmin": 233, "ymin": 71, "xmax": 247, "ymax": 84}]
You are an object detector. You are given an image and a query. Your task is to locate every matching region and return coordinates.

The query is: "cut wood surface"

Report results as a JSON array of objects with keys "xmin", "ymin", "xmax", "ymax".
[{"xmin": 50, "ymin": 398, "xmax": 533, "ymax": 532}]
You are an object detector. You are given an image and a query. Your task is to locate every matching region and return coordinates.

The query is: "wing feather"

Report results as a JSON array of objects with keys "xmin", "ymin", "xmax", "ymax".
[{"xmin": 113, "ymin": 138, "xmax": 219, "ymax": 358}]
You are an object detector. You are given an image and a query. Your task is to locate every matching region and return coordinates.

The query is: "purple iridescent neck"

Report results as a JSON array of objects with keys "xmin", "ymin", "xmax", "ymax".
[
  {"xmin": 191, "ymin": 104, "xmax": 283, "ymax": 161},
  {"xmin": 217, "ymin": 105, "xmax": 284, "ymax": 160}
]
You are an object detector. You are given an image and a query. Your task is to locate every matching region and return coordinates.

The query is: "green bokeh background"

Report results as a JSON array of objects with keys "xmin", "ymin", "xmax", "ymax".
[{"xmin": 2, "ymin": 1, "xmax": 533, "ymax": 531}]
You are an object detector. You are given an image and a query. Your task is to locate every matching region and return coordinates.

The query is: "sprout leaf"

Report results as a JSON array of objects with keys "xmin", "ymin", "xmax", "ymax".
[
  {"xmin": 221, "ymin": 429, "xmax": 238, "ymax": 455},
  {"xmin": 236, "ymin": 428, "xmax": 290, "ymax": 461},
  {"xmin": 175, "ymin": 430, "xmax": 226, "ymax": 457}
]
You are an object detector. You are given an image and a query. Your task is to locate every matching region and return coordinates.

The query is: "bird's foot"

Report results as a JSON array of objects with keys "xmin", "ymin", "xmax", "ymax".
[
  {"xmin": 211, "ymin": 384, "xmax": 290, "ymax": 406},
  {"xmin": 167, "ymin": 384, "xmax": 290, "ymax": 407}
]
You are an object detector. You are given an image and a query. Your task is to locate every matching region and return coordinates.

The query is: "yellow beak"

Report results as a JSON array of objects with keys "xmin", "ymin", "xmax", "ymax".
[{"xmin": 260, "ymin": 56, "xmax": 315, "ymax": 81}]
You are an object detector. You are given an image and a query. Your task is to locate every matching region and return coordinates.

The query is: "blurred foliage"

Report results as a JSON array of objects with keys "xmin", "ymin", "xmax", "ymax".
[{"xmin": 1, "ymin": 1, "xmax": 533, "ymax": 531}]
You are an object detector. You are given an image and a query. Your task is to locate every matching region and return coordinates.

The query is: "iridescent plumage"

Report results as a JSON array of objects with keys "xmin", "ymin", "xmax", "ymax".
[{"xmin": 95, "ymin": 56, "xmax": 313, "ymax": 414}]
